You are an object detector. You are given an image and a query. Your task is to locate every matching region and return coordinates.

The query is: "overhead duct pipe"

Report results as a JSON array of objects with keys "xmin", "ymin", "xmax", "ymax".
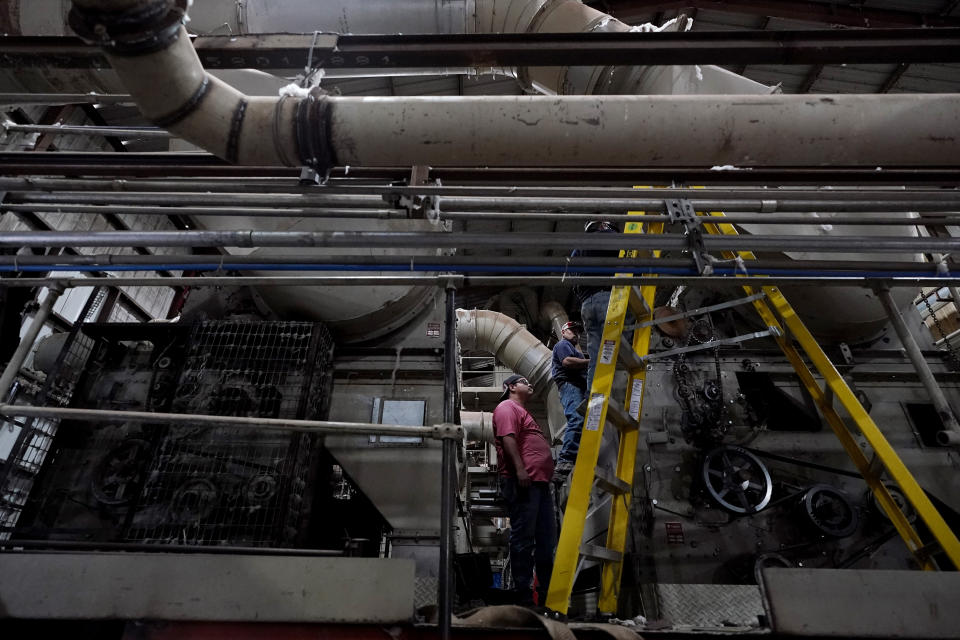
[
  {"xmin": 456, "ymin": 309, "xmax": 566, "ymax": 441},
  {"xmin": 62, "ymin": 1, "xmax": 960, "ymax": 169},
  {"xmin": 462, "ymin": 411, "xmax": 495, "ymax": 444}
]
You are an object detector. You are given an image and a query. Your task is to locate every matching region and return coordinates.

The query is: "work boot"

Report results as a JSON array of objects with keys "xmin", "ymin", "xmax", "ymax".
[{"xmin": 552, "ymin": 460, "xmax": 574, "ymax": 482}]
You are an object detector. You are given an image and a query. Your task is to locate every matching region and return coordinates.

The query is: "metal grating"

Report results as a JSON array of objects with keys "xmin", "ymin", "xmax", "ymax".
[
  {"xmin": 5, "ymin": 320, "xmax": 335, "ymax": 548},
  {"xmin": 656, "ymin": 583, "xmax": 764, "ymax": 628},
  {"xmin": 126, "ymin": 429, "xmax": 314, "ymax": 546},
  {"xmin": 0, "ymin": 330, "xmax": 97, "ymax": 540},
  {"xmin": 126, "ymin": 321, "xmax": 333, "ymax": 546}
]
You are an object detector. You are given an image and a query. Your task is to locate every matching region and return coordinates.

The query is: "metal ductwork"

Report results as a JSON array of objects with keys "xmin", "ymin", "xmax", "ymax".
[
  {"xmin": 540, "ymin": 300, "xmax": 569, "ymax": 341},
  {"xmin": 462, "ymin": 411, "xmax": 495, "ymax": 444},
  {"xmin": 20, "ymin": 1, "xmax": 960, "ymax": 170},
  {"xmin": 13, "ymin": 0, "xmax": 952, "ymax": 341},
  {"xmin": 456, "ymin": 308, "xmax": 566, "ymax": 441}
]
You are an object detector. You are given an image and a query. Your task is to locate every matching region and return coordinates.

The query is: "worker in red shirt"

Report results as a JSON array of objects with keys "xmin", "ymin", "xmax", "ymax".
[{"xmin": 493, "ymin": 374, "xmax": 557, "ymax": 607}]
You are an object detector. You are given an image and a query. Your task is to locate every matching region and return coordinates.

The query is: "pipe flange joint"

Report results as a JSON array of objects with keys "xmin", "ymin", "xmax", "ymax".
[
  {"xmin": 295, "ymin": 87, "xmax": 337, "ymax": 175},
  {"xmin": 69, "ymin": 0, "xmax": 188, "ymax": 56},
  {"xmin": 432, "ymin": 423, "xmax": 464, "ymax": 440}
]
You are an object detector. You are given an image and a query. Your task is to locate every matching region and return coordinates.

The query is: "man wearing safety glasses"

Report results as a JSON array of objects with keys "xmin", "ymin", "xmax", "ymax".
[{"xmin": 493, "ymin": 374, "xmax": 557, "ymax": 608}]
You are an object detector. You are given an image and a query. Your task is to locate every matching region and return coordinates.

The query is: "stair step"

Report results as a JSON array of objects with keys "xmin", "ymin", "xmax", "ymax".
[
  {"xmin": 605, "ymin": 398, "xmax": 639, "ymax": 433},
  {"xmin": 580, "ymin": 543, "xmax": 623, "ymax": 563},
  {"xmin": 594, "ymin": 467, "xmax": 631, "ymax": 496},
  {"xmin": 617, "ymin": 335, "xmax": 645, "ymax": 374},
  {"xmin": 627, "ymin": 286, "xmax": 651, "ymax": 319}
]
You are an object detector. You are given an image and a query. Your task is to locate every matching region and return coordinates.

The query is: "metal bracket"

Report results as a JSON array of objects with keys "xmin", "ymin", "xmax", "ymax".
[
  {"xmin": 298, "ymin": 167, "xmax": 323, "ymax": 186},
  {"xmin": 633, "ymin": 291, "xmax": 766, "ymax": 330},
  {"xmin": 432, "ymin": 423, "xmax": 464, "ymax": 440},
  {"xmin": 641, "ymin": 327, "xmax": 779, "ymax": 362},
  {"xmin": 666, "ymin": 199, "xmax": 711, "ymax": 275}
]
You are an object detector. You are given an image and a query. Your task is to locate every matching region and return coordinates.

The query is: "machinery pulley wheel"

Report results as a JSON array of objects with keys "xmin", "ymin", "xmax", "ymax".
[
  {"xmin": 701, "ymin": 445, "xmax": 773, "ymax": 514},
  {"xmin": 690, "ymin": 319, "xmax": 714, "ymax": 344},
  {"xmin": 171, "ymin": 478, "xmax": 218, "ymax": 522},
  {"xmin": 800, "ymin": 484, "xmax": 859, "ymax": 538}
]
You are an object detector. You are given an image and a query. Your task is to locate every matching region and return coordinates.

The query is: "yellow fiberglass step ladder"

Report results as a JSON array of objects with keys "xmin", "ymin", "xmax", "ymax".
[
  {"xmin": 699, "ymin": 210, "xmax": 960, "ymax": 574},
  {"xmin": 545, "ymin": 212, "xmax": 663, "ymax": 615},
  {"xmin": 546, "ymin": 203, "xmax": 960, "ymax": 617}
]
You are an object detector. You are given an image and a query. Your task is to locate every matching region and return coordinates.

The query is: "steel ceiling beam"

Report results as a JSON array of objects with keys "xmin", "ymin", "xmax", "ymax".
[
  {"xmin": 590, "ymin": 0, "xmax": 960, "ymax": 28},
  {"xmin": 1, "ymin": 29, "xmax": 959, "ymax": 70}
]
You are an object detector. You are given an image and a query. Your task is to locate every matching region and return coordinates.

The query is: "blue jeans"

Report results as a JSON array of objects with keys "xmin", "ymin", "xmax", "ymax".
[
  {"xmin": 502, "ymin": 478, "xmax": 557, "ymax": 605},
  {"xmin": 557, "ymin": 382, "xmax": 586, "ymax": 464},
  {"xmin": 581, "ymin": 290, "xmax": 611, "ymax": 391}
]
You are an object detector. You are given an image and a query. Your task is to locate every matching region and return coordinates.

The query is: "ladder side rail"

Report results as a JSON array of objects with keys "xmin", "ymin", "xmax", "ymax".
[
  {"xmin": 599, "ymin": 215, "xmax": 662, "ymax": 613},
  {"xmin": 545, "ymin": 284, "xmax": 630, "ymax": 613},
  {"xmin": 700, "ymin": 213, "xmax": 960, "ymax": 570}
]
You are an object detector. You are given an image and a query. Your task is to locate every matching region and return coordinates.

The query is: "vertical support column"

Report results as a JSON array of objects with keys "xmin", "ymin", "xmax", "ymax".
[
  {"xmin": 0, "ymin": 283, "xmax": 65, "ymax": 401},
  {"xmin": 439, "ymin": 282, "xmax": 457, "ymax": 640},
  {"xmin": 876, "ymin": 285, "xmax": 960, "ymax": 447}
]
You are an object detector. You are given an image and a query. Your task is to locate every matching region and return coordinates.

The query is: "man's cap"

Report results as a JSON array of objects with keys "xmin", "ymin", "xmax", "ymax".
[
  {"xmin": 499, "ymin": 374, "xmax": 528, "ymax": 402},
  {"xmin": 584, "ymin": 220, "xmax": 618, "ymax": 233},
  {"xmin": 561, "ymin": 321, "xmax": 583, "ymax": 333}
]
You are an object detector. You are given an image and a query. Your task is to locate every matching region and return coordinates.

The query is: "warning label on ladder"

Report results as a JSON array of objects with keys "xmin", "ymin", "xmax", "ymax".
[
  {"xmin": 585, "ymin": 393, "xmax": 605, "ymax": 431},
  {"xmin": 629, "ymin": 379, "xmax": 644, "ymax": 420},
  {"xmin": 599, "ymin": 339, "xmax": 616, "ymax": 364}
]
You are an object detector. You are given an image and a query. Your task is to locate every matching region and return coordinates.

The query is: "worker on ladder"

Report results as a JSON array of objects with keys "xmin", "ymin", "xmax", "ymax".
[
  {"xmin": 551, "ymin": 320, "xmax": 589, "ymax": 479},
  {"xmin": 493, "ymin": 374, "xmax": 558, "ymax": 608},
  {"xmin": 575, "ymin": 219, "xmax": 622, "ymax": 390}
]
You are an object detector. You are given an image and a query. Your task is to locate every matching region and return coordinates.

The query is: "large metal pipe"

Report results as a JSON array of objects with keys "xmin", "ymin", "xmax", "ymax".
[
  {"xmin": 462, "ymin": 411, "xmax": 495, "ymax": 443},
  {"xmin": 456, "ymin": 308, "xmax": 566, "ymax": 440},
  {"xmin": 876, "ymin": 287, "xmax": 960, "ymax": 447},
  {"xmin": 49, "ymin": 2, "xmax": 960, "ymax": 169},
  {"xmin": 0, "ymin": 285, "xmax": 64, "ymax": 401}
]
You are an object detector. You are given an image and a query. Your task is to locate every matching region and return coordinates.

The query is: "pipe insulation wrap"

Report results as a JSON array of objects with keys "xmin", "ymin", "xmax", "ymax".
[{"xmin": 456, "ymin": 309, "xmax": 566, "ymax": 440}]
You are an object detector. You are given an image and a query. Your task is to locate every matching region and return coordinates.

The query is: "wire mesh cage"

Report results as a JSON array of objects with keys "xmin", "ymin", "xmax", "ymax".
[{"xmin": 6, "ymin": 320, "xmax": 335, "ymax": 547}]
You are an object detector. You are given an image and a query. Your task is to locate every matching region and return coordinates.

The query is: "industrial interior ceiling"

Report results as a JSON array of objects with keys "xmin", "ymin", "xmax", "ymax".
[{"xmin": 0, "ymin": 0, "xmax": 960, "ymax": 637}]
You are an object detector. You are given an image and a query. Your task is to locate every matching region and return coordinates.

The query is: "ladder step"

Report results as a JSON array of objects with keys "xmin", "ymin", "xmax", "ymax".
[
  {"xmin": 627, "ymin": 286, "xmax": 651, "ymax": 319},
  {"xmin": 617, "ymin": 335, "xmax": 644, "ymax": 374},
  {"xmin": 595, "ymin": 467, "xmax": 631, "ymax": 496},
  {"xmin": 606, "ymin": 398, "xmax": 639, "ymax": 433},
  {"xmin": 580, "ymin": 543, "xmax": 623, "ymax": 563}
]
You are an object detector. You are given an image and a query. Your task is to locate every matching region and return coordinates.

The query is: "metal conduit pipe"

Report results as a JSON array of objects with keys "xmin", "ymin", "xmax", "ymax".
[
  {"xmin": 876, "ymin": 287, "xmax": 960, "ymax": 448},
  {"xmin": 5, "ymin": 205, "xmax": 958, "ymax": 227},
  {"xmin": 0, "ymin": 404, "xmax": 464, "ymax": 440},
  {"xmin": 5, "ymin": 274, "xmax": 959, "ymax": 289},
  {"xmin": 2, "ymin": 204, "xmax": 408, "ymax": 220},
  {"xmin": 461, "ymin": 411, "xmax": 495, "ymax": 444},
  {"xmin": 9, "ymin": 192, "xmax": 388, "ymax": 208},
  {"xmin": 2, "ymin": 179, "xmax": 958, "ymax": 202},
  {"xmin": 9, "ymin": 193, "xmax": 958, "ymax": 213},
  {"xmin": 0, "ymin": 252, "xmax": 936, "ymax": 270},
  {"xmin": 456, "ymin": 309, "xmax": 566, "ymax": 441},
  {"xmin": 9, "ymin": 230, "xmax": 960, "ymax": 254}
]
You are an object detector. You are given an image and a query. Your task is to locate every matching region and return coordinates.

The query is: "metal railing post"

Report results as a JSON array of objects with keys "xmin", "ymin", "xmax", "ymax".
[
  {"xmin": 876, "ymin": 285, "xmax": 960, "ymax": 446},
  {"xmin": 0, "ymin": 284, "xmax": 64, "ymax": 401},
  {"xmin": 439, "ymin": 281, "xmax": 458, "ymax": 640}
]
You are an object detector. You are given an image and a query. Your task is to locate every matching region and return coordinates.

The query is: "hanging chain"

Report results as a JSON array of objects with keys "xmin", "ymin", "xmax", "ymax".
[{"xmin": 921, "ymin": 290, "xmax": 960, "ymax": 371}]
